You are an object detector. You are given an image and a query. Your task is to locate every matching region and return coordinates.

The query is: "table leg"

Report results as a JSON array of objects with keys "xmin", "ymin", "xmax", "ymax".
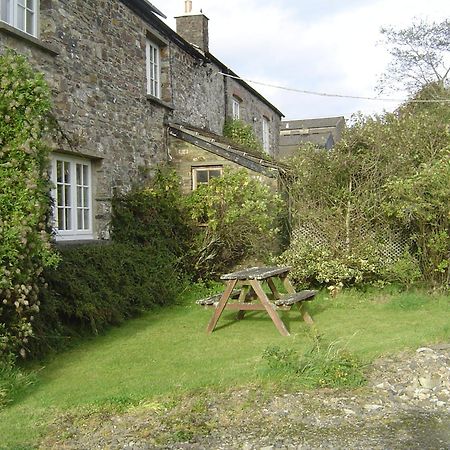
[
  {"xmin": 281, "ymin": 275, "xmax": 296, "ymax": 294},
  {"xmin": 236, "ymin": 285, "xmax": 253, "ymax": 320},
  {"xmin": 206, "ymin": 279, "xmax": 237, "ymax": 334},
  {"xmin": 267, "ymin": 278, "xmax": 281, "ymax": 300},
  {"xmin": 281, "ymin": 274, "xmax": 314, "ymax": 324},
  {"xmin": 250, "ymin": 280, "xmax": 290, "ymax": 337}
]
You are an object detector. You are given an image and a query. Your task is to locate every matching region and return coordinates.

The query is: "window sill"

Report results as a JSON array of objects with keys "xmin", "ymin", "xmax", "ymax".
[
  {"xmin": 0, "ymin": 22, "xmax": 59, "ymax": 56},
  {"xmin": 146, "ymin": 94, "xmax": 174, "ymax": 110},
  {"xmin": 54, "ymin": 239, "xmax": 111, "ymax": 248}
]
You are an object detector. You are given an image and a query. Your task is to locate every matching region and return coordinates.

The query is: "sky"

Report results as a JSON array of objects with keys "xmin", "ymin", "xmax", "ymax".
[{"xmin": 156, "ymin": 0, "xmax": 450, "ymax": 120}]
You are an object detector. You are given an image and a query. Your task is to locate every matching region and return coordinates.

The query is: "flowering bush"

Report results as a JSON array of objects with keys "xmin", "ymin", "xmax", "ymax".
[{"xmin": 0, "ymin": 51, "xmax": 58, "ymax": 361}]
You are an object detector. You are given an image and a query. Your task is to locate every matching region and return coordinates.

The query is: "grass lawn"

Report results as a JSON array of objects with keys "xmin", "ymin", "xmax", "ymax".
[{"xmin": 0, "ymin": 285, "xmax": 449, "ymax": 448}]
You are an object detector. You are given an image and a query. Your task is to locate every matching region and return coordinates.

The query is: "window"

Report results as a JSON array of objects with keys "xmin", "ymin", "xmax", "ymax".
[
  {"xmin": 1, "ymin": 0, "xmax": 38, "ymax": 36},
  {"xmin": 262, "ymin": 116, "xmax": 270, "ymax": 154},
  {"xmin": 232, "ymin": 97, "xmax": 240, "ymax": 120},
  {"xmin": 146, "ymin": 38, "xmax": 161, "ymax": 98},
  {"xmin": 192, "ymin": 166, "xmax": 222, "ymax": 190},
  {"xmin": 50, "ymin": 154, "xmax": 93, "ymax": 241}
]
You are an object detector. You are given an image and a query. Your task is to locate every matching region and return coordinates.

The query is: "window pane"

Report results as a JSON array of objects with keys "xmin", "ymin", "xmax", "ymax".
[
  {"xmin": 1, "ymin": 0, "xmax": 11, "ymax": 22},
  {"xmin": 83, "ymin": 165, "xmax": 88, "ymax": 185},
  {"xmin": 77, "ymin": 187, "xmax": 82, "ymax": 207},
  {"xmin": 26, "ymin": 0, "xmax": 34, "ymax": 10},
  {"xmin": 17, "ymin": 0, "xmax": 26, "ymax": 6},
  {"xmin": 57, "ymin": 184, "xmax": 63, "ymax": 207},
  {"xmin": 26, "ymin": 9, "xmax": 34, "ymax": 34},
  {"xmin": 57, "ymin": 208, "xmax": 64, "ymax": 230},
  {"xmin": 56, "ymin": 160, "xmax": 62, "ymax": 183},
  {"xmin": 76, "ymin": 164, "xmax": 82, "ymax": 185},
  {"xmin": 65, "ymin": 185, "xmax": 71, "ymax": 206},
  {"xmin": 64, "ymin": 162, "xmax": 70, "ymax": 183},
  {"xmin": 77, "ymin": 209, "xmax": 83, "ymax": 230},
  {"xmin": 65, "ymin": 208, "xmax": 72, "ymax": 230},
  {"xmin": 83, "ymin": 187, "xmax": 89, "ymax": 207},
  {"xmin": 196, "ymin": 170, "xmax": 208, "ymax": 183},
  {"xmin": 209, "ymin": 170, "xmax": 221, "ymax": 179},
  {"xmin": 17, "ymin": 5, "xmax": 25, "ymax": 31},
  {"xmin": 84, "ymin": 209, "xmax": 89, "ymax": 229}
]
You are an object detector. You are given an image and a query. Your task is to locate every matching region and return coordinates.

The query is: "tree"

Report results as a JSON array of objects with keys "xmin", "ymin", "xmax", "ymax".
[{"xmin": 378, "ymin": 19, "xmax": 450, "ymax": 94}]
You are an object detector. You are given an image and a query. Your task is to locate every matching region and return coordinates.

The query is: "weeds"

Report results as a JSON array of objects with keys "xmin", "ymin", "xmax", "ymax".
[
  {"xmin": 262, "ymin": 331, "xmax": 366, "ymax": 389},
  {"xmin": 0, "ymin": 357, "xmax": 37, "ymax": 408}
]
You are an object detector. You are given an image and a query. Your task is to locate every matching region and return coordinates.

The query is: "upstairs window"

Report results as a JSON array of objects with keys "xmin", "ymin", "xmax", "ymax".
[
  {"xmin": 192, "ymin": 166, "xmax": 222, "ymax": 190},
  {"xmin": 50, "ymin": 154, "xmax": 93, "ymax": 241},
  {"xmin": 232, "ymin": 97, "xmax": 240, "ymax": 120},
  {"xmin": 1, "ymin": 0, "xmax": 38, "ymax": 37},
  {"xmin": 262, "ymin": 116, "xmax": 270, "ymax": 154},
  {"xmin": 146, "ymin": 38, "xmax": 161, "ymax": 98}
]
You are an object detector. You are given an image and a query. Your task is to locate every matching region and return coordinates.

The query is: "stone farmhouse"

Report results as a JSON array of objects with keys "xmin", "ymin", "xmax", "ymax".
[
  {"xmin": 0, "ymin": 0, "xmax": 284, "ymax": 241},
  {"xmin": 279, "ymin": 116, "xmax": 345, "ymax": 159}
]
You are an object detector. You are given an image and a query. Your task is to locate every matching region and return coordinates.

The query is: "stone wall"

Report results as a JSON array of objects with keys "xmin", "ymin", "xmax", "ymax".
[
  {"xmin": 170, "ymin": 44, "xmax": 225, "ymax": 135},
  {"xmin": 169, "ymin": 136, "xmax": 278, "ymax": 193},
  {"xmin": 226, "ymin": 77, "xmax": 281, "ymax": 158},
  {"xmin": 0, "ymin": 0, "xmax": 282, "ymax": 240}
]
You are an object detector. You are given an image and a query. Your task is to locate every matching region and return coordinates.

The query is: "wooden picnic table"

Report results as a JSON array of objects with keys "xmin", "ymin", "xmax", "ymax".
[{"xmin": 203, "ymin": 266, "xmax": 316, "ymax": 336}]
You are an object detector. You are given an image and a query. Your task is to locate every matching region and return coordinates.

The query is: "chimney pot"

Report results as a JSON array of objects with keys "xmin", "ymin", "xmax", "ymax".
[{"xmin": 185, "ymin": 0, "xmax": 192, "ymax": 14}]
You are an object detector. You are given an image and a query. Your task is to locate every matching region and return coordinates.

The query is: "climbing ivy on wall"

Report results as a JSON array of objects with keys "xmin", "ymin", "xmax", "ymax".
[{"xmin": 223, "ymin": 119, "xmax": 264, "ymax": 154}]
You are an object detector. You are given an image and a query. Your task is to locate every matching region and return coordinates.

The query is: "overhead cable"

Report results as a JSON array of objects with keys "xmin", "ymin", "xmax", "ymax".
[{"xmin": 218, "ymin": 72, "xmax": 450, "ymax": 103}]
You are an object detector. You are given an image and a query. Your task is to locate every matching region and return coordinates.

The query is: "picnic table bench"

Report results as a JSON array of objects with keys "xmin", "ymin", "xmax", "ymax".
[{"xmin": 198, "ymin": 266, "xmax": 317, "ymax": 336}]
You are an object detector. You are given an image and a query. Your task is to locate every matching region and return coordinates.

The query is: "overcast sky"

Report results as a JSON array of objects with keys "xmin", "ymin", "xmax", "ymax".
[{"xmin": 157, "ymin": 0, "xmax": 450, "ymax": 120}]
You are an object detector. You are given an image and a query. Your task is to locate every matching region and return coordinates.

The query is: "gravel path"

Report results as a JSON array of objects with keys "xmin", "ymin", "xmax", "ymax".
[{"xmin": 41, "ymin": 344, "xmax": 450, "ymax": 449}]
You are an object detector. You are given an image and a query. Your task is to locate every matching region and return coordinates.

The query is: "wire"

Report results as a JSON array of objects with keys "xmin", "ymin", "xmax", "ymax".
[{"xmin": 218, "ymin": 72, "xmax": 450, "ymax": 103}]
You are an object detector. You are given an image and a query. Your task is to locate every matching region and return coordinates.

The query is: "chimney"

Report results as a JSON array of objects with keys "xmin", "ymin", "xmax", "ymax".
[{"xmin": 176, "ymin": 2, "xmax": 209, "ymax": 53}]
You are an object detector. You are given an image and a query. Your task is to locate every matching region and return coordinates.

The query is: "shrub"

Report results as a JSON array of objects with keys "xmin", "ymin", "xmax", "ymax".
[
  {"xmin": 111, "ymin": 168, "xmax": 195, "ymax": 273},
  {"xmin": 31, "ymin": 242, "xmax": 181, "ymax": 357},
  {"xmin": 279, "ymin": 239, "xmax": 382, "ymax": 287},
  {"xmin": 0, "ymin": 50, "xmax": 58, "ymax": 361},
  {"xmin": 186, "ymin": 169, "xmax": 283, "ymax": 278}
]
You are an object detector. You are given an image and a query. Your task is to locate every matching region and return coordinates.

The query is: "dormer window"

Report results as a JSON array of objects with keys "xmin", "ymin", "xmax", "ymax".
[{"xmin": 1, "ymin": 0, "xmax": 38, "ymax": 37}]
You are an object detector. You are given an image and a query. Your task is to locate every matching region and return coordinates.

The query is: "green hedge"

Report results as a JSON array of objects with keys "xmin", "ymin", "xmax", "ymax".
[{"xmin": 30, "ymin": 242, "xmax": 181, "ymax": 357}]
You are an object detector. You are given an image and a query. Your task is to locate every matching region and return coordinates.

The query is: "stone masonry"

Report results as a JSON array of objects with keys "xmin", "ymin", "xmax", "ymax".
[{"xmin": 0, "ymin": 0, "xmax": 283, "ymax": 240}]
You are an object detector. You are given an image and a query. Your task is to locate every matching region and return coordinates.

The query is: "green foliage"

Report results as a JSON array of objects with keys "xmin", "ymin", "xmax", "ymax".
[
  {"xmin": 283, "ymin": 86, "xmax": 450, "ymax": 288},
  {"xmin": 0, "ymin": 355, "xmax": 36, "ymax": 408},
  {"xmin": 111, "ymin": 168, "xmax": 194, "ymax": 259},
  {"xmin": 186, "ymin": 169, "xmax": 283, "ymax": 278},
  {"xmin": 262, "ymin": 334, "xmax": 366, "ymax": 389},
  {"xmin": 279, "ymin": 240, "xmax": 382, "ymax": 287},
  {"xmin": 223, "ymin": 119, "xmax": 264, "ymax": 154},
  {"xmin": 0, "ymin": 50, "xmax": 58, "ymax": 361},
  {"xmin": 31, "ymin": 242, "xmax": 181, "ymax": 357},
  {"xmin": 384, "ymin": 154, "xmax": 450, "ymax": 287}
]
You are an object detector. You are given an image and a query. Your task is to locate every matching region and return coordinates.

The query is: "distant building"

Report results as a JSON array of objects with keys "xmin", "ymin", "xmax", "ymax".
[{"xmin": 279, "ymin": 116, "xmax": 345, "ymax": 159}]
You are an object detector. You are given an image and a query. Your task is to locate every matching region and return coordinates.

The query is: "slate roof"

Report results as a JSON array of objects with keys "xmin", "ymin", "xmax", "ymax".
[
  {"xmin": 168, "ymin": 123, "xmax": 288, "ymax": 178},
  {"xmin": 281, "ymin": 116, "xmax": 345, "ymax": 131}
]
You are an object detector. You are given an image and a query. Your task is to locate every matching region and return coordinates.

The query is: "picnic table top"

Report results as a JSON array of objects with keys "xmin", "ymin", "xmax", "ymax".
[{"xmin": 220, "ymin": 266, "xmax": 292, "ymax": 281}]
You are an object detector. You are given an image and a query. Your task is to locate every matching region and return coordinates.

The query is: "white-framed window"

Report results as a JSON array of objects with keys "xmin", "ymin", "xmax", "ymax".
[
  {"xmin": 0, "ymin": 0, "xmax": 38, "ymax": 37},
  {"xmin": 146, "ymin": 38, "xmax": 161, "ymax": 98},
  {"xmin": 192, "ymin": 166, "xmax": 223, "ymax": 190},
  {"xmin": 232, "ymin": 97, "xmax": 240, "ymax": 120},
  {"xmin": 262, "ymin": 116, "xmax": 270, "ymax": 154},
  {"xmin": 50, "ymin": 154, "xmax": 93, "ymax": 241}
]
